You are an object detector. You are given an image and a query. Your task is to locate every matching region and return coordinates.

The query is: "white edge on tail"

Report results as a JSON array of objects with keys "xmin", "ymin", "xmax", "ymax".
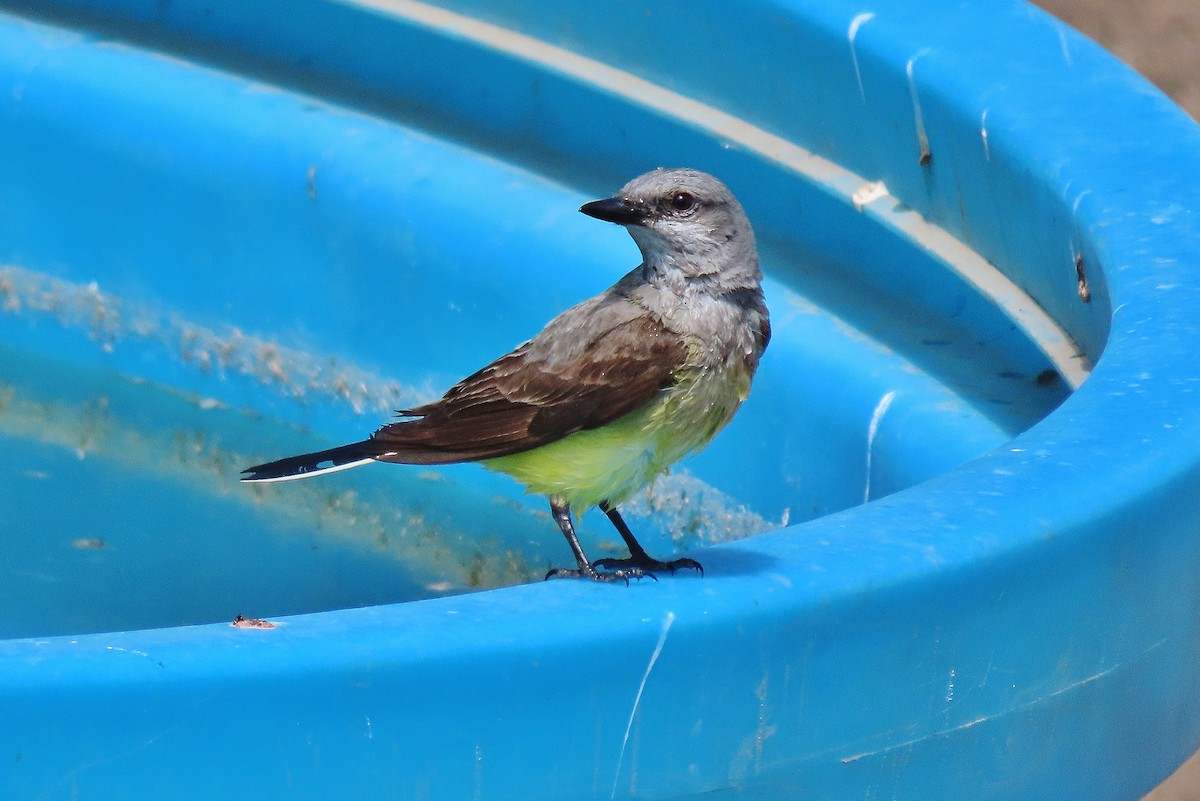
[{"xmin": 241, "ymin": 456, "xmax": 383, "ymax": 483}]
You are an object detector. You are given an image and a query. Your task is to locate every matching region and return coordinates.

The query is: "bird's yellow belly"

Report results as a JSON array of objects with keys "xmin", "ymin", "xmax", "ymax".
[{"xmin": 483, "ymin": 364, "xmax": 750, "ymax": 510}]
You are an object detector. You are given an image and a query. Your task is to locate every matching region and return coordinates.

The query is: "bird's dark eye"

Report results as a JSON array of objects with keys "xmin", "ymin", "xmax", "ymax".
[{"xmin": 669, "ymin": 191, "xmax": 697, "ymax": 212}]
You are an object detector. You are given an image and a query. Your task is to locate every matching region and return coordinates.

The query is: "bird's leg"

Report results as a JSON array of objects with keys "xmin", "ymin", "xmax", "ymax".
[
  {"xmin": 544, "ymin": 498, "xmax": 647, "ymax": 583},
  {"xmin": 592, "ymin": 502, "xmax": 704, "ymax": 576}
]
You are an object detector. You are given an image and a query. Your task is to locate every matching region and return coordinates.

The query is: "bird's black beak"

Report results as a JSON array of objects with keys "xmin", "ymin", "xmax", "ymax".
[{"xmin": 579, "ymin": 196, "xmax": 646, "ymax": 225}]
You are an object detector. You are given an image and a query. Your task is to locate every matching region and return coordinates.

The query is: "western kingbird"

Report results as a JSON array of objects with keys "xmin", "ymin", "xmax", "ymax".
[{"xmin": 242, "ymin": 168, "xmax": 770, "ymax": 582}]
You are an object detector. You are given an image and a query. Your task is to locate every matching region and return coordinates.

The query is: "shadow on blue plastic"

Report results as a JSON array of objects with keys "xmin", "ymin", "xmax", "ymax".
[{"xmin": 0, "ymin": 1, "xmax": 1197, "ymax": 799}]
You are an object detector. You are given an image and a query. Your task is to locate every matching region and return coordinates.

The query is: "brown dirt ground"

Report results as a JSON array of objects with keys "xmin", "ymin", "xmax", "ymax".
[{"xmin": 1028, "ymin": 2, "xmax": 1200, "ymax": 799}]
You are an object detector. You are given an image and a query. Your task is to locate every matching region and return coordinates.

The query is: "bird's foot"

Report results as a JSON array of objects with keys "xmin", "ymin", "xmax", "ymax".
[
  {"xmin": 593, "ymin": 554, "xmax": 704, "ymax": 577},
  {"xmin": 544, "ymin": 562, "xmax": 656, "ymax": 584}
]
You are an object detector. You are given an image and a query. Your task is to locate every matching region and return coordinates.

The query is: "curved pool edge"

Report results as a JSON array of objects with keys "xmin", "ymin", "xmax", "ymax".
[{"xmin": 3, "ymin": 0, "xmax": 1200, "ymax": 799}]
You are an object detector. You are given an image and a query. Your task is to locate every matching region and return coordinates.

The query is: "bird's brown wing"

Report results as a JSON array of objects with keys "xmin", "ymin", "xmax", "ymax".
[{"xmin": 368, "ymin": 315, "xmax": 687, "ymax": 464}]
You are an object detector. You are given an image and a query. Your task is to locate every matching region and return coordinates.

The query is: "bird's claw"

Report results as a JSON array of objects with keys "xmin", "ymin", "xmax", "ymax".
[
  {"xmin": 544, "ymin": 563, "xmax": 655, "ymax": 584},
  {"xmin": 593, "ymin": 555, "xmax": 704, "ymax": 577}
]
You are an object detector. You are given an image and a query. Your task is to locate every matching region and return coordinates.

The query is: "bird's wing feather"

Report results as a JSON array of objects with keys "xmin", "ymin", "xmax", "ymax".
[{"xmin": 371, "ymin": 314, "xmax": 686, "ymax": 464}]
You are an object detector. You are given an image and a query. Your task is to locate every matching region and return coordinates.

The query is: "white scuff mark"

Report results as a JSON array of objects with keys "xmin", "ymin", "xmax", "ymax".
[
  {"xmin": 852, "ymin": 180, "xmax": 888, "ymax": 211},
  {"xmin": 1056, "ymin": 24, "xmax": 1074, "ymax": 67},
  {"xmin": 980, "ymin": 108, "xmax": 990, "ymax": 162},
  {"xmin": 1072, "ymin": 188, "xmax": 1092, "ymax": 215},
  {"xmin": 30, "ymin": 720, "xmax": 189, "ymax": 797},
  {"xmin": 841, "ymin": 637, "xmax": 1171, "ymax": 765},
  {"xmin": 1150, "ymin": 203, "xmax": 1184, "ymax": 225},
  {"xmin": 753, "ymin": 673, "xmax": 776, "ymax": 771},
  {"xmin": 104, "ymin": 645, "xmax": 153, "ymax": 660},
  {"xmin": 864, "ymin": 391, "xmax": 896, "ymax": 503},
  {"xmin": 364, "ymin": 716, "xmax": 373, "ymax": 740},
  {"xmin": 612, "ymin": 611, "xmax": 675, "ymax": 799},
  {"xmin": 473, "ymin": 743, "xmax": 484, "ymax": 801},
  {"xmin": 1039, "ymin": 637, "xmax": 1169, "ymax": 700},
  {"xmin": 847, "ymin": 12, "xmax": 876, "ymax": 100},
  {"xmin": 841, "ymin": 714, "xmax": 989, "ymax": 764},
  {"xmin": 906, "ymin": 48, "xmax": 933, "ymax": 163},
  {"xmin": 980, "ymin": 650, "xmax": 996, "ymax": 688}
]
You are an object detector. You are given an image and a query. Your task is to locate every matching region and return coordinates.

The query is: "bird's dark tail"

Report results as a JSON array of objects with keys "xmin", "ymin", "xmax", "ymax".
[{"xmin": 241, "ymin": 441, "xmax": 379, "ymax": 483}]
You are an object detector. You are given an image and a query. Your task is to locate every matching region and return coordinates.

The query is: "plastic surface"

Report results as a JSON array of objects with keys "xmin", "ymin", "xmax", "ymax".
[{"xmin": 0, "ymin": 1, "xmax": 1197, "ymax": 799}]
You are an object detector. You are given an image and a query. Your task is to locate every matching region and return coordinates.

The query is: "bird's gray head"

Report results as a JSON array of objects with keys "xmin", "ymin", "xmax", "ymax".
[{"xmin": 580, "ymin": 168, "xmax": 760, "ymax": 289}]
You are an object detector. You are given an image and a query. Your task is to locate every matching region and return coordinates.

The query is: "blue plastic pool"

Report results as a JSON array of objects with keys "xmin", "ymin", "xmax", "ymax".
[{"xmin": 1, "ymin": 1, "xmax": 1198, "ymax": 799}]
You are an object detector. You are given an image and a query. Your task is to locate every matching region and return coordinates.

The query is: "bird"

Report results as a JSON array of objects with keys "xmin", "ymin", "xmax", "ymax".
[{"xmin": 242, "ymin": 168, "xmax": 770, "ymax": 582}]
